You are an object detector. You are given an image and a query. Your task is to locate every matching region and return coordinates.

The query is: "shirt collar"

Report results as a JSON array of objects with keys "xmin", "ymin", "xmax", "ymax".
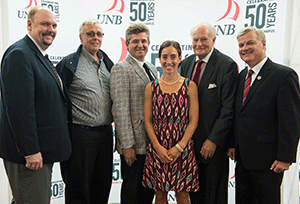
[
  {"xmin": 81, "ymin": 46, "xmax": 103, "ymax": 63},
  {"xmin": 27, "ymin": 34, "xmax": 46, "ymax": 56},
  {"xmin": 196, "ymin": 47, "xmax": 214, "ymax": 63},
  {"xmin": 129, "ymin": 53, "xmax": 144, "ymax": 67},
  {"xmin": 247, "ymin": 56, "xmax": 268, "ymax": 74}
]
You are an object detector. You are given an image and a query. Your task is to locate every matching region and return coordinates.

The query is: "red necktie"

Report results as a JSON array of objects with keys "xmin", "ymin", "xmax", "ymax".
[
  {"xmin": 192, "ymin": 60, "xmax": 203, "ymax": 86},
  {"xmin": 242, "ymin": 69, "xmax": 254, "ymax": 106}
]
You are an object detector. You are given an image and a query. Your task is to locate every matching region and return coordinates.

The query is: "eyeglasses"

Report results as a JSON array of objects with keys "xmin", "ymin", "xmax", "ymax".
[{"xmin": 81, "ymin": 32, "xmax": 104, "ymax": 38}]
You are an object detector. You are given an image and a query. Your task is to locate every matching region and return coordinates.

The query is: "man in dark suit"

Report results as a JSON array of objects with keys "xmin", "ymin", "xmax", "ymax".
[
  {"xmin": 180, "ymin": 21, "xmax": 238, "ymax": 204},
  {"xmin": 0, "ymin": 6, "xmax": 71, "ymax": 203},
  {"xmin": 227, "ymin": 26, "xmax": 300, "ymax": 204}
]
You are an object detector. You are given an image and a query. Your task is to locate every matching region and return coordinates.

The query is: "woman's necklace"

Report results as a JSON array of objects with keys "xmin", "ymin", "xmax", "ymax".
[{"xmin": 161, "ymin": 74, "xmax": 180, "ymax": 85}]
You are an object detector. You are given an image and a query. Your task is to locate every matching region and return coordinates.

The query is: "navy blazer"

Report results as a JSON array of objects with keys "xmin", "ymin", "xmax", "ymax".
[
  {"xmin": 0, "ymin": 35, "xmax": 71, "ymax": 164},
  {"xmin": 181, "ymin": 48, "xmax": 238, "ymax": 163},
  {"xmin": 234, "ymin": 59, "xmax": 300, "ymax": 170}
]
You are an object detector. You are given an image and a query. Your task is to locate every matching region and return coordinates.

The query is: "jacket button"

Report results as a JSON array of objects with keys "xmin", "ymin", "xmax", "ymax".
[
  {"xmin": 64, "ymin": 103, "xmax": 67, "ymax": 106},
  {"xmin": 70, "ymin": 62, "xmax": 72, "ymax": 64},
  {"xmin": 66, "ymin": 121, "xmax": 69, "ymax": 124}
]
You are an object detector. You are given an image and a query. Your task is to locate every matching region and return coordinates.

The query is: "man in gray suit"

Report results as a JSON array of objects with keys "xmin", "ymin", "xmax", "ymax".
[{"xmin": 110, "ymin": 23, "xmax": 156, "ymax": 204}]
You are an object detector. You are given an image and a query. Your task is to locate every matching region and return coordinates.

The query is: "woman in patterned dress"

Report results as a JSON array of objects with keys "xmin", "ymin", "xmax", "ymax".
[{"xmin": 142, "ymin": 40, "xmax": 199, "ymax": 204}]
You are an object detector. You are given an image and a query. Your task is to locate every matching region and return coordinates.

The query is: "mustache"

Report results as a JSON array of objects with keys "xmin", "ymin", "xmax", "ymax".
[{"xmin": 42, "ymin": 32, "xmax": 55, "ymax": 37}]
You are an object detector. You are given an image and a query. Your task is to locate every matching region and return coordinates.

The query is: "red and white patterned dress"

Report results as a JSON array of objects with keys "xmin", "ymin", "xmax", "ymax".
[{"xmin": 142, "ymin": 78, "xmax": 200, "ymax": 192}]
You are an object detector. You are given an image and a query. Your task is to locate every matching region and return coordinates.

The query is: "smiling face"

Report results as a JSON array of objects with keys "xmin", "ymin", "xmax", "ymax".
[
  {"xmin": 27, "ymin": 8, "xmax": 57, "ymax": 50},
  {"xmin": 238, "ymin": 30, "xmax": 266, "ymax": 68},
  {"xmin": 159, "ymin": 46, "xmax": 182, "ymax": 74},
  {"xmin": 80, "ymin": 24, "xmax": 103, "ymax": 57},
  {"xmin": 192, "ymin": 26, "xmax": 215, "ymax": 60},
  {"xmin": 126, "ymin": 32, "xmax": 150, "ymax": 61}
]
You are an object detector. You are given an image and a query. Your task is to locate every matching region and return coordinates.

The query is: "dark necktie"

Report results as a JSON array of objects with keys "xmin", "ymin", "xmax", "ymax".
[
  {"xmin": 45, "ymin": 54, "xmax": 63, "ymax": 89},
  {"xmin": 242, "ymin": 69, "xmax": 254, "ymax": 106},
  {"xmin": 143, "ymin": 63, "xmax": 155, "ymax": 81},
  {"xmin": 192, "ymin": 60, "xmax": 203, "ymax": 86}
]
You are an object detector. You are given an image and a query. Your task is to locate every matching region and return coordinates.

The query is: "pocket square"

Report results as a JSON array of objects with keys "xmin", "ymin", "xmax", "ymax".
[{"xmin": 208, "ymin": 83, "xmax": 217, "ymax": 89}]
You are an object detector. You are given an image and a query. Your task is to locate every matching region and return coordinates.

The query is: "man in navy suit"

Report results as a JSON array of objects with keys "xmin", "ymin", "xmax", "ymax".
[
  {"xmin": 180, "ymin": 21, "xmax": 238, "ymax": 204},
  {"xmin": 228, "ymin": 26, "xmax": 300, "ymax": 204},
  {"xmin": 0, "ymin": 6, "xmax": 71, "ymax": 203}
]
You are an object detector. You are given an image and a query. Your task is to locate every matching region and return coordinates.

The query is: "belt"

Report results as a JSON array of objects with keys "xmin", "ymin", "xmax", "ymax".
[{"xmin": 73, "ymin": 123, "xmax": 107, "ymax": 131}]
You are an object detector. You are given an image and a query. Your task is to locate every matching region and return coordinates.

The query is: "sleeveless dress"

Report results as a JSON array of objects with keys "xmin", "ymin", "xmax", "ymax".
[{"xmin": 142, "ymin": 78, "xmax": 200, "ymax": 192}]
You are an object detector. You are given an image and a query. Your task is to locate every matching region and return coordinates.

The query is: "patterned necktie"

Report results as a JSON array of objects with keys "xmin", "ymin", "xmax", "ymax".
[
  {"xmin": 242, "ymin": 69, "xmax": 254, "ymax": 106},
  {"xmin": 192, "ymin": 60, "xmax": 203, "ymax": 86},
  {"xmin": 143, "ymin": 63, "xmax": 155, "ymax": 81},
  {"xmin": 45, "ymin": 54, "xmax": 63, "ymax": 89}
]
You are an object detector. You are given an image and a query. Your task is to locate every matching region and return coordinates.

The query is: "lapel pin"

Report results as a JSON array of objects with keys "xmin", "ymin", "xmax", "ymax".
[{"xmin": 257, "ymin": 76, "xmax": 262, "ymax": 80}]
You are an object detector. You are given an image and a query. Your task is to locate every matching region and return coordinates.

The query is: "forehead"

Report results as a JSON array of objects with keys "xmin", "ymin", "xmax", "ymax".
[
  {"xmin": 82, "ymin": 24, "xmax": 102, "ymax": 32},
  {"xmin": 162, "ymin": 46, "xmax": 178, "ymax": 54},
  {"xmin": 193, "ymin": 26, "xmax": 211, "ymax": 38},
  {"xmin": 130, "ymin": 32, "xmax": 148, "ymax": 40},
  {"xmin": 34, "ymin": 8, "xmax": 56, "ymax": 22},
  {"xmin": 238, "ymin": 31, "xmax": 259, "ymax": 42}
]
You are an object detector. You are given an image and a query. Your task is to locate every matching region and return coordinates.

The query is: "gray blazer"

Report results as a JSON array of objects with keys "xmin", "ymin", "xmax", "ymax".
[{"xmin": 110, "ymin": 55, "xmax": 157, "ymax": 154}]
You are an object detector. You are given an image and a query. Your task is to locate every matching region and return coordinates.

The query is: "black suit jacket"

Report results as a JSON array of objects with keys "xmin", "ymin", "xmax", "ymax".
[
  {"xmin": 0, "ymin": 35, "xmax": 71, "ymax": 164},
  {"xmin": 234, "ymin": 58, "xmax": 300, "ymax": 170},
  {"xmin": 181, "ymin": 48, "xmax": 238, "ymax": 163}
]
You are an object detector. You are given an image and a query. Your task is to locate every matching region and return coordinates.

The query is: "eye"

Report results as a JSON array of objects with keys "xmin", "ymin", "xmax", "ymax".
[{"xmin": 87, "ymin": 32, "xmax": 95, "ymax": 37}]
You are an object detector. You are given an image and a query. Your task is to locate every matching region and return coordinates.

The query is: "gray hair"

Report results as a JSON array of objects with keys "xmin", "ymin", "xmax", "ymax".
[
  {"xmin": 190, "ymin": 21, "xmax": 216, "ymax": 39},
  {"xmin": 237, "ymin": 26, "xmax": 266, "ymax": 41},
  {"xmin": 125, "ymin": 23, "xmax": 150, "ymax": 44},
  {"xmin": 79, "ymin": 19, "xmax": 102, "ymax": 34}
]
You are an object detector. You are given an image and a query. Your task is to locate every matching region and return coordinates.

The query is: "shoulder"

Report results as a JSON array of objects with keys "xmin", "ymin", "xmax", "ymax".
[
  {"xmin": 212, "ymin": 49, "xmax": 236, "ymax": 64},
  {"xmin": 181, "ymin": 54, "xmax": 196, "ymax": 66},
  {"xmin": 111, "ymin": 56, "xmax": 132, "ymax": 71}
]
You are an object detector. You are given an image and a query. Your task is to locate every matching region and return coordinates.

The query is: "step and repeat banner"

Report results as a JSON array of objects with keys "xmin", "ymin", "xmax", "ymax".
[{"xmin": 1, "ymin": 0, "xmax": 299, "ymax": 203}]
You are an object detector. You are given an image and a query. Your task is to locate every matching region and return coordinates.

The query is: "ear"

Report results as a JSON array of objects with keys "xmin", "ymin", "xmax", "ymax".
[
  {"xmin": 27, "ymin": 19, "xmax": 32, "ymax": 32},
  {"xmin": 262, "ymin": 40, "xmax": 266, "ymax": 50},
  {"xmin": 212, "ymin": 37, "xmax": 216, "ymax": 44},
  {"xmin": 79, "ymin": 34, "xmax": 83, "ymax": 43}
]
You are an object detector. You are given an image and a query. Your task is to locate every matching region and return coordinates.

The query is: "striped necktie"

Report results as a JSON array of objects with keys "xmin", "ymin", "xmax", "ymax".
[
  {"xmin": 45, "ymin": 54, "xmax": 63, "ymax": 89},
  {"xmin": 242, "ymin": 69, "xmax": 254, "ymax": 106}
]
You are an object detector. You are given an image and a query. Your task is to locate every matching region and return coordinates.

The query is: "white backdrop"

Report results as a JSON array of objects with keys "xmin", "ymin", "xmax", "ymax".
[{"xmin": 0, "ymin": 0, "xmax": 300, "ymax": 203}]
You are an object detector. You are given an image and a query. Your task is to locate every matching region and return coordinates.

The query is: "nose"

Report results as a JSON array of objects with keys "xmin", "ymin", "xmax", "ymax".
[
  {"xmin": 166, "ymin": 57, "xmax": 172, "ymax": 64},
  {"xmin": 137, "ymin": 41, "xmax": 143, "ymax": 47},
  {"xmin": 48, "ymin": 25, "xmax": 56, "ymax": 33},
  {"xmin": 197, "ymin": 40, "xmax": 203, "ymax": 47}
]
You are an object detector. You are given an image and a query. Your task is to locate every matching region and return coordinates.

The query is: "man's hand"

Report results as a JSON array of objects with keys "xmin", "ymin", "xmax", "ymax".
[
  {"xmin": 200, "ymin": 139, "xmax": 217, "ymax": 160},
  {"xmin": 270, "ymin": 160, "xmax": 290, "ymax": 173},
  {"xmin": 25, "ymin": 152, "xmax": 43, "ymax": 171},
  {"xmin": 227, "ymin": 148, "xmax": 235, "ymax": 160},
  {"xmin": 122, "ymin": 147, "xmax": 137, "ymax": 167}
]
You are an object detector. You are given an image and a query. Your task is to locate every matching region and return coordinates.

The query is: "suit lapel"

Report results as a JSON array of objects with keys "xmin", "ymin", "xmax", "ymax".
[
  {"xmin": 237, "ymin": 68, "xmax": 247, "ymax": 111},
  {"xmin": 242, "ymin": 60, "xmax": 271, "ymax": 108},
  {"xmin": 186, "ymin": 55, "xmax": 196, "ymax": 79},
  {"xmin": 24, "ymin": 36, "xmax": 66, "ymax": 99},
  {"xmin": 147, "ymin": 62, "xmax": 158, "ymax": 79},
  {"xmin": 127, "ymin": 55, "xmax": 151, "ymax": 84},
  {"xmin": 198, "ymin": 49, "xmax": 217, "ymax": 95}
]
